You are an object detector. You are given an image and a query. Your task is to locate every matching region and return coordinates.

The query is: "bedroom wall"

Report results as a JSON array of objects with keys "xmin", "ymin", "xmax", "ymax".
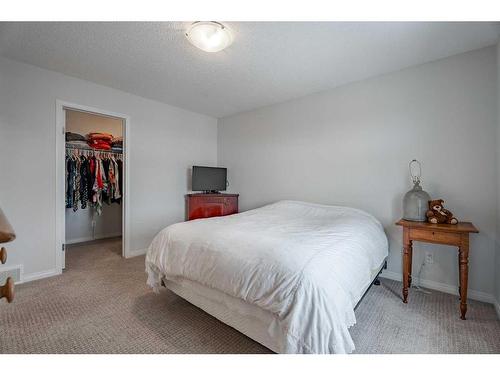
[
  {"xmin": 496, "ymin": 41, "xmax": 500, "ymax": 313},
  {"xmin": 65, "ymin": 110, "xmax": 123, "ymax": 244},
  {"xmin": 0, "ymin": 56, "xmax": 217, "ymax": 281},
  {"xmin": 218, "ymin": 47, "xmax": 497, "ymax": 300}
]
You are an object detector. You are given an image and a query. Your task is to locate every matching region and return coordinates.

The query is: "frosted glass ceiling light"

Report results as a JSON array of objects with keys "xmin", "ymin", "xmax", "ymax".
[{"xmin": 186, "ymin": 21, "xmax": 233, "ymax": 53}]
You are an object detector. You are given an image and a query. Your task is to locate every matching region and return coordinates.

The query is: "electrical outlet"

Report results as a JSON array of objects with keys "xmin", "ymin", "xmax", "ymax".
[{"xmin": 425, "ymin": 252, "xmax": 434, "ymax": 264}]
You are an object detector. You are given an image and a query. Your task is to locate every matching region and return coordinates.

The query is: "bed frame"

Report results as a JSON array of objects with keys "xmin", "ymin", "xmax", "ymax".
[
  {"xmin": 161, "ymin": 258, "xmax": 388, "ymax": 353},
  {"xmin": 354, "ymin": 259, "xmax": 387, "ymax": 310}
]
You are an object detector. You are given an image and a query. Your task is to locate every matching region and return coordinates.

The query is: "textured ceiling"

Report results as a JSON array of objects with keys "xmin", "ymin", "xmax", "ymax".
[{"xmin": 0, "ymin": 22, "xmax": 499, "ymax": 118}]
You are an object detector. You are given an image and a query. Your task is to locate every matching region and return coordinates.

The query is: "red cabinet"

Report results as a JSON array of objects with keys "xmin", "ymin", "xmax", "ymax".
[{"xmin": 186, "ymin": 193, "xmax": 239, "ymax": 221}]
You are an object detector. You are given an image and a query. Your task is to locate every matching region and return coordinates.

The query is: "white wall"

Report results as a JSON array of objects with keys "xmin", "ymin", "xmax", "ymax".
[
  {"xmin": 496, "ymin": 42, "xmax": 500, "ymax": 311},
  {"xmin": 65, "ymin": 205, "xmax": 122, "ymax": 244},
  {"xmin": 0, "ymin": 56, "xmax": 217, "ymax": 281},
  {"xmin": 218, "ymin": 47, "xmax": 497, "ymax": 299}
]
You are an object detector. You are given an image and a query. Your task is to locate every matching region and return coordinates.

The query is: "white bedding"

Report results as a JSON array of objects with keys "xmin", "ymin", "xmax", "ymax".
[{"xmin": 145, "ymin": 200, "xmax": 388, "ymax": 354}]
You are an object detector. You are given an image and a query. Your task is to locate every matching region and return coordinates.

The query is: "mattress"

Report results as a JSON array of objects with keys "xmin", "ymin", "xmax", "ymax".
[
  {"xmin": 146, "ymin": 200, "xmax": 389, "ymax": 353},
  {"xmin": 164, "ymin": 261, "xmax": 385, "ymax": 353}
]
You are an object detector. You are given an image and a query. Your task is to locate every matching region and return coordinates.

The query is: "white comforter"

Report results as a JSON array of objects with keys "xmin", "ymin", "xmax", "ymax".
[{"xmin": 145, "ymin": 200, "xmax": 388, "ymax": 354}]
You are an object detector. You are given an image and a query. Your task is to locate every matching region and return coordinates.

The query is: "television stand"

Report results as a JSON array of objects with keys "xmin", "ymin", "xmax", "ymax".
[{"xmin": 186, "ymin": 193, "xmax": 239, "ymax": 221}]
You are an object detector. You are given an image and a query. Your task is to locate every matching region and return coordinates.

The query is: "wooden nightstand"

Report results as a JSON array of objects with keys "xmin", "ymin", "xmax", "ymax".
[{"xmin": 395, "ymin": 219, "xmax": 479, "ymax": 320}]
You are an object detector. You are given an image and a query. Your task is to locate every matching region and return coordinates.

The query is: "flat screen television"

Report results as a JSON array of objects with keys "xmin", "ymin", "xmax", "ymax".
[{"xmin": 192, "ymin": 166, "xmax": 227, "ymax": 193}]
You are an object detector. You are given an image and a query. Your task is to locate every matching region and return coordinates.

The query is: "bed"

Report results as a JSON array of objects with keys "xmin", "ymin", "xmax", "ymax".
[{"xmin": 145, "ymin": 200, "xmax": 388, "ymax": 354}]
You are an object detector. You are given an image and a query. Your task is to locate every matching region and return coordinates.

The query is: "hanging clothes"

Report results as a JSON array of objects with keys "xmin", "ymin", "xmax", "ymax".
[
  {"xmin": 65, "ymin": 145, "xmax": 123, "ymax": 216},
  {"xmin": 112, "ymin": 159, "xmax": 123, "ymax": 204},
  {"xmin": 79, "ymin": 158, "xmax": 89, "ymax": 209},
  {"xmin": 65, "ymin": 157, "xmax": 75, "ymax": 209},
  {"xmin": 72, "ymin": 158, "xmax": 81, "ymax": 212}
]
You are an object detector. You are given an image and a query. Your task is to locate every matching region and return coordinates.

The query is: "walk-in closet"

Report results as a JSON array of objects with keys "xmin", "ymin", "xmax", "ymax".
[{"xmin": 64, "ymin": 109, "xmax": 124, "ymax": 265}]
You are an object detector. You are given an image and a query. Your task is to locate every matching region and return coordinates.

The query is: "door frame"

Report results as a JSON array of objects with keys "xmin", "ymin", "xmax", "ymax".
[{"xmin": 55, "ymin": 100, "xmax": 131, "ymax": 272}]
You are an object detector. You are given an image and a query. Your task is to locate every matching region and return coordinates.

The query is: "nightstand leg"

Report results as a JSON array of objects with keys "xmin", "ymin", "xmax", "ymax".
[
  {"xmin": 459, "ymin": 235, "xmax": 469, "ymax": 320},
  {"xmin": 402, "ymin": 229, "xmax": 411, "ymax": 303},
  {"xmin": 408, "ymin": 245, "xmax": 413, "ymax": 287},
  {"xmin": 458, "ymin": 253, "xmax": 461, "ymax": 299}
]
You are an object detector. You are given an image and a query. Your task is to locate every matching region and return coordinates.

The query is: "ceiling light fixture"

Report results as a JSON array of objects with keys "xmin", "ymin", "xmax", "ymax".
[{"xmin": 185, "ymin": 21, "xmax": 233, "ymax": 53}]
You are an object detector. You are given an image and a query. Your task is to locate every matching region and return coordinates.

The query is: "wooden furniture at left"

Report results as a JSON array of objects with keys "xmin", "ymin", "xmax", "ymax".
[
  {"xmin": 396, "ymin": 219, "xmax": 478, "ymax": 320},
  {"xmin": 0, "ymin": 207, "xmax": 16, "ymax": 303}
]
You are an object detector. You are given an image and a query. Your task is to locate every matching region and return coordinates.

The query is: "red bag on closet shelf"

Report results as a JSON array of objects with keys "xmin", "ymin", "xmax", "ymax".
[
  {"xmin": 87, "ymin": 132, "xmax": 113, "ymax": 142},
  {"xmin": 87, "ymin": 132, "xmax": 114, "ymax": 150},
  {"xmin": 88, "ymin": 139, "xmax": 112, "ymax": 150}
]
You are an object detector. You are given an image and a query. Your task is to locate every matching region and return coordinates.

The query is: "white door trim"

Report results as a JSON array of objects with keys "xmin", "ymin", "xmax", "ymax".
[{"xmin": 55, "ymin": 100, "xmax": 131, "ymax": 272}]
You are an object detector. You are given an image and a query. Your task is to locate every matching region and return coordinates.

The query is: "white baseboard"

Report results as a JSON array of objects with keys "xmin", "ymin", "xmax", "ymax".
[
  {"xmin": 380, "ymin": 270, "xmax": 495, "ymax": 304},
  {"xmin": 65, "ymin": 232, "xmax": 122, "ymax": 245},
  {"xmin": 20, "ymin": 268, "xmax": 61, "ymax": 284},
  {"xmin": 0, "ymin": 263, "xmax": 24, "ymax": 283},
  {"xmin": 16, "ymin": 245, "xmax": 143, "ymax": 284},
  {"xmin": 125, "ymin": 248, "xmax": 147, "ymax": 258},
  {"xmin": 494, "ymin": 300, "xmax": 500, "ymax": 320}
]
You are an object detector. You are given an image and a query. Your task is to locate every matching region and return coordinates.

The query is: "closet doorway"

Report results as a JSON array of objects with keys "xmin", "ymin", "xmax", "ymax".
[{"xmin": 56, "ymin": 101, "xmax": 130, "ymax": 271}]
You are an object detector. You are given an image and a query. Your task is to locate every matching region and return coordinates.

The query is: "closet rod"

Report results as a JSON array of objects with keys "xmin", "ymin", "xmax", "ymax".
[{"xmin": 65, "ymin": 145, "xmax": 123, "ymax": 155}]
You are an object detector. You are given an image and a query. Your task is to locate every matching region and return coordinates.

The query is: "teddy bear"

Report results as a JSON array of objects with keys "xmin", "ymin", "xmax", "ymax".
[{"xmin": 426, "ymin": 199, "xmax": 458, "ymax": 224}]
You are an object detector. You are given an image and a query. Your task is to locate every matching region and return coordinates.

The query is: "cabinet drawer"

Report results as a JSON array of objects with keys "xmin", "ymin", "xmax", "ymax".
[
  {"xmin": 410, "ymin": 228, "xmax": 461, "ymax": 246},
  {"xmin": 186, "ymin": 195, "xmax": 238, "ymax": 221}
]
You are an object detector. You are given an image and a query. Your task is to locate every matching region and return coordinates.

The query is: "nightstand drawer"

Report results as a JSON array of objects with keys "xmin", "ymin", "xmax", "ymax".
[{"xmin": 410, "ymin": 228, "xmax": 461, "ymax": 246}]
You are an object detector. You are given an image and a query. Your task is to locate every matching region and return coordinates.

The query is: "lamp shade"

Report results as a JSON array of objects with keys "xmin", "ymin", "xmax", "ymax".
[
  {"xmin": 0, "ymin": 207, "xmax": 15, "ymax": 244},
  {"xmin": 403, "ymin": 181, "xmax": 431, "ymax": 222}
]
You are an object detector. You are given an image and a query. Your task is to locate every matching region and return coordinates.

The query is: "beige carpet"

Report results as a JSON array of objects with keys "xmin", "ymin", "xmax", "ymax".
[{"xmin": 1, "ymin": 238, "xmax": 499, "ymax": 354}]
